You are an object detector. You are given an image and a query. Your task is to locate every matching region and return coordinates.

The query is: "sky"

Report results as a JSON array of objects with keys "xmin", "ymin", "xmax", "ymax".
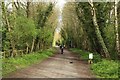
[
  {"xmin": 55, "ymin": 0, "xmax": 66, "ymax": 12},
  {"xmin": 55, "ymin": 0, "xmax": 66, "ymax": 33}
]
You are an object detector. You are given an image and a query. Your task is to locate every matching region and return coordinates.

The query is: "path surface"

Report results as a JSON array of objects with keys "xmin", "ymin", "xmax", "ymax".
[{"xmin": 5, "ymin": 49, "xmax": 94, "ymax": 78}]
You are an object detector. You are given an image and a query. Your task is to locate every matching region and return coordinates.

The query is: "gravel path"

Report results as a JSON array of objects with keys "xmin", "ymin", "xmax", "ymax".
[{"xmin": 5, "ymin": 49, "xmax": 94, "ymax": 78}]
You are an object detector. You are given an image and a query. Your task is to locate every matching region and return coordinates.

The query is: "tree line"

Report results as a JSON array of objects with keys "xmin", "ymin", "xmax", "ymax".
[
  {"xmin": 61, "ymin": 1, "xmax": 120, "ymax": 59},
  {"xmin": 1, "ymin": 1, "xmax": 56, "ymax": 58}
]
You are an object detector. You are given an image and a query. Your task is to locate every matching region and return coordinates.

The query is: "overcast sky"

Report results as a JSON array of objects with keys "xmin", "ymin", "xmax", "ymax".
[
  {"xmin": 55, "ymin": 0, "xmax": 66, "ymax": 10},
  {"xmin": 55, "ymin": 0, "xmax": 66, "ymax": 33}
]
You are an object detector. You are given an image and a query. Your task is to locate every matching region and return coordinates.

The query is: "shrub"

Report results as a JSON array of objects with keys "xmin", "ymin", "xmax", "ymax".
[{"xmin": 91, "ymin": 59, "xmax": 118, "ymax": 78}]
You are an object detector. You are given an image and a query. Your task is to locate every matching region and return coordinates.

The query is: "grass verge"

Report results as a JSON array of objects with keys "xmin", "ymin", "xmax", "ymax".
[
  {"xmin": 91, "ymin": 59, "xmax": 118, "ymax": 78},
  {"xmin": 2, "ymin": 48, "xmax": 56, "ymax": 76},
  {"xmin": 70, "ymin": 48, "xmax": 118, "ymax": 78},
  {"xmin": 69, "ymin": 48, "xmax": 101, "ymax": 62}
]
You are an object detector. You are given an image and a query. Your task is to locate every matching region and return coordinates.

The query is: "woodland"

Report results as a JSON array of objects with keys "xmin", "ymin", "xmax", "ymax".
[{"xmin": 0, "ymin": 0, "xmax": 120, "ymax": 78}]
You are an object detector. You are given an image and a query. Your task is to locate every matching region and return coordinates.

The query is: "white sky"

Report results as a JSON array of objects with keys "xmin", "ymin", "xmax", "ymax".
[
  {"xmin": 55, "ymin": 0, "xmax": 66, "ymax": 33},
  {"xmin": 55, "ymin": 0, "xmax": 66, "ymax": 12}
]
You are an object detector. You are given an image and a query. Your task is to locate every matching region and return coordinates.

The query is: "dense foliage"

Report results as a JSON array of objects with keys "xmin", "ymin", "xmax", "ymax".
[
  {"xmin": 1, "ymin": 2, "xmax": 55, "ymax": 58},
  {"xmin": 1, "ymin": 1, "xmax": 120, "ymax": 78},
  {"xmin": 61, "ymin": 2, "xmax": 120, "ymax": 59},
  {"xmin": 91, "ymin": 59, "xmax": 118, "ymax": 78},
  {"xmin": 61, "ymin": 2, "xmax": 119, "ymax": 78}
]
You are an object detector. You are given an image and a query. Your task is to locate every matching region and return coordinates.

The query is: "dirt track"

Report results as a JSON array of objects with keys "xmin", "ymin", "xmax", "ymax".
[{"xmin": 5, "ymin": 49, "xmax": 94, "ymax": 78}]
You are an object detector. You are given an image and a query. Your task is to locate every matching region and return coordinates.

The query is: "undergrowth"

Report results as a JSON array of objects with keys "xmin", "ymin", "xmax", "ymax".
[
  {"xmin": 2, "ymin": 48, "xmax": 56, "ymax": 76},
  {"xmin": 70, "ymin": 48, "xmax": 118, "ymax": 78}
]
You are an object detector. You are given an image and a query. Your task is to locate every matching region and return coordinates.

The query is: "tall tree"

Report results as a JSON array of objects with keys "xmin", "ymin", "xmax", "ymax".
[
  {"xmin": 115, "ymin": 0, "xmax": 120, "ymax": 56},
  {"xmin": 88, "ymin": 0, "xmax": 110, "ymax": 58}
]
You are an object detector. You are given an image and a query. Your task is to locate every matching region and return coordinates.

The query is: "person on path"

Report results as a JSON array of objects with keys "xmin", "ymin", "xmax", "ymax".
[{"xmin": 60, "ymin": 44, "xmax": 64, "ymax": 54}]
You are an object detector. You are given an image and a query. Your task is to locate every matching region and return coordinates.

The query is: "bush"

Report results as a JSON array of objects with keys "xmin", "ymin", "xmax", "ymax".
[{"xmin": 91, "ymin": 59, "xmax": 118, "ymax": 78}]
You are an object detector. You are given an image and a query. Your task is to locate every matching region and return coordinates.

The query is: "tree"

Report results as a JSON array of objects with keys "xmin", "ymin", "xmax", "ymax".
[
  {"xmin": 88, "ymin": 0, "xmax": 110, "ymax": 58},
  {"xmin": 61, "ymin": 2, "xmax": 116, "ymax": 58},
  {"xmin": 115, "ymin": 0, "xmax": 120, "ymax": 56},
  {"xmin": 1, "ymin": 1, "xmax": 55, "ymax": 57}
]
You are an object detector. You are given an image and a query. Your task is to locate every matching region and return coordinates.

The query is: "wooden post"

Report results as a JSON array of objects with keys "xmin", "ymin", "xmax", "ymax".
[{"xmin": 88, "ymin": 53, "xmax": 93, "ymax": 64}]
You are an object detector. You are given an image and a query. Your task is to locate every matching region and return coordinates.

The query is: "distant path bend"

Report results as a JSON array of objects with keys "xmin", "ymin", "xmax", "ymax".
[{"xmin": 5, "ymin": 49, "xmax": 94, "ymax": 78}]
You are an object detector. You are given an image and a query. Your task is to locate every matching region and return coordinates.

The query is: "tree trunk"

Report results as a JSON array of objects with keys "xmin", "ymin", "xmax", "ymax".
[
  {"xmin": 31, "ymin": 38, "xmax": 35, "ymax": 52},
  {"xmin": 115, "ymin": 0, "xmax": 120, "ymax": 55},
  {"xmin": 26, "ymin": 42, "xmax": 29, "ymax": 53},
  {"xmin": 2, "ymin": 2, "xmax": 17, "ymax": 57},
  {"xmin": 26, "ymin": 0, "xmax": 31, "ymax": 18},
  {"xmin": 89, "ymin": 0, "xmax": 110, "ymax": 58},
  {"xmin": 2, "ymin": 2, "xmax": 11, "ymax": 32},
  {"xmin": 36, "ymin": 41, "xmax": 40, "ymax": 51}
]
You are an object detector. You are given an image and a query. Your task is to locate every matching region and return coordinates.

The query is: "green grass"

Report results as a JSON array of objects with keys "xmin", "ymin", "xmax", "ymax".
[
  {"xmin": 69, "ymin": 48, "xmax": 101, "ymax": 62},
  {"xmin": 70, "ymin": 48, "xmax": 89, "ymax": 60},
  {"xmin": 0, "ymin": 58, "xmax": 2, "ymax": 77},
  {"xmin": 2, "ymin": 48, "xmax": 56, "ymax": 76},
  {"xmin": 91, "ymin": 59, "xmax": 118, "ymax": 78},
  {"xmin": 70, "ymin": 48, "xmax": 119, "ymax": 78}
]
